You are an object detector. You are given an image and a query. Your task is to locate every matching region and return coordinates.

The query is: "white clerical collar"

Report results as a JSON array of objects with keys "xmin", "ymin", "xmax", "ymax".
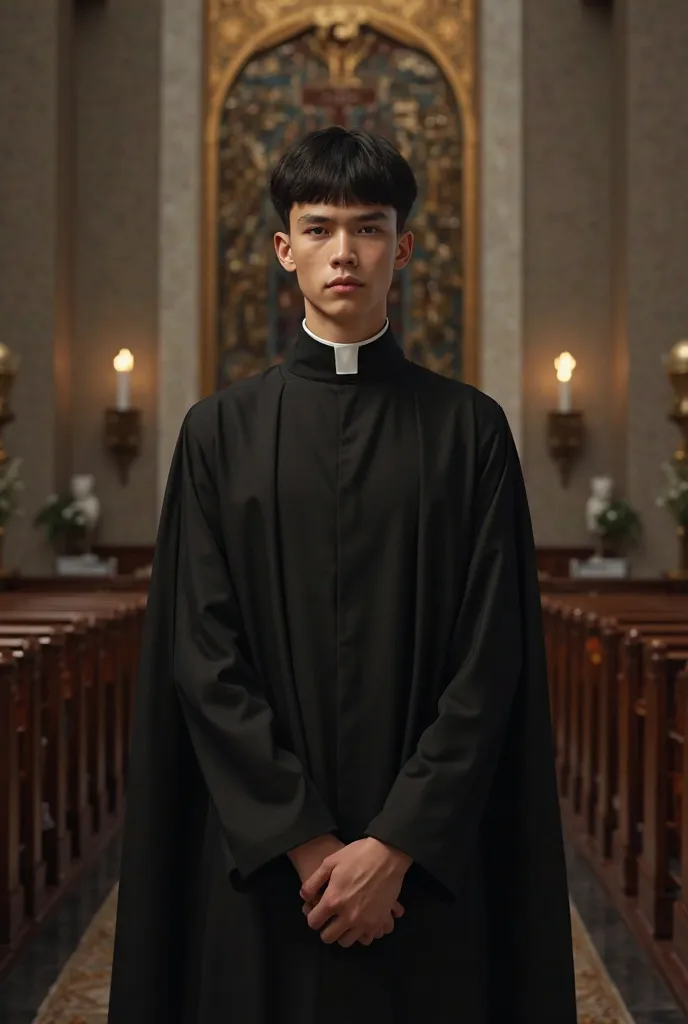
[{"xmin": 302, "ymin": 318, "xmax": 390, "ymax": 375}]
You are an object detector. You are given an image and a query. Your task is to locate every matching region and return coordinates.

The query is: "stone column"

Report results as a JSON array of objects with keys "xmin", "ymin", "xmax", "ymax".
[
  {"xmin": 0, "ymin": 2, "xmax": 74, "ymax": 572},
  {"xmin": 157, "ymin": 0, "xmax": 204, "ymax": 510},
  {"xmin": 479, "ymin": 0, "xmax": 524, "ymax": 453},
  {"xmin": 612, "ymin": 0, "xmax": 688, "ymax": 574}
]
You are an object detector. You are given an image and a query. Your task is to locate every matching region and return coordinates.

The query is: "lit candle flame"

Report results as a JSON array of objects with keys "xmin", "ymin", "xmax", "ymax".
[
  {"xmin": 554, "ymin": 351, "xmax": 576, "ymax": 383},
  {"xmin": 114, "ymin": 348, "xmax": 134, "ymax": 373}
]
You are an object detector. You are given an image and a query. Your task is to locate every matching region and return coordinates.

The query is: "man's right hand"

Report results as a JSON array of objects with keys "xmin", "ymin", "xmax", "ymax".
[{"xmin": 287, "ymin": 834, "xmax": 404, "ymax": 945}]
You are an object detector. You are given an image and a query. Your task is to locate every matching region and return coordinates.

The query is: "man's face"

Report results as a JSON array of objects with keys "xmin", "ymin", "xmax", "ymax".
[{"xmin": 274, "ymin": 203, "xmax": 413, "ymax": 330}]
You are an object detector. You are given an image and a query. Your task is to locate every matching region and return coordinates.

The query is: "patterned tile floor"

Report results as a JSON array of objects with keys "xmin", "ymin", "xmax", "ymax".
[{"xmin": 0, "ymin": 833, "xmax": 685, "ymax": 1023}]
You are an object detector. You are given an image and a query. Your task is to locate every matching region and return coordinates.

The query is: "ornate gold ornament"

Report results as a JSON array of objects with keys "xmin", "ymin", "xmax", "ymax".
[
  {"xmin": 202, "ymin": 0, "xmax": 478, "ymax": 392},
  {"xmin": 307, "ymin": 9, "xmax": 376, "ymax": 86}
]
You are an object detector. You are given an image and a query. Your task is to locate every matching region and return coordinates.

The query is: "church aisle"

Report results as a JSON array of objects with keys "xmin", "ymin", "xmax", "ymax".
[{"xmin": 1, "ymin": 836, "xmax": 682, "ymax": 1024}]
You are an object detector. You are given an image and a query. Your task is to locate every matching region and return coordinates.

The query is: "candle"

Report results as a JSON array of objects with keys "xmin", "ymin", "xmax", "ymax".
[
  {"xmin": 114, "ymin": 348, "xmax": 134, "ymax": 411},
  {"xmin": 554, "ymin": 351, "xmax": 576, "ymax": 413}
]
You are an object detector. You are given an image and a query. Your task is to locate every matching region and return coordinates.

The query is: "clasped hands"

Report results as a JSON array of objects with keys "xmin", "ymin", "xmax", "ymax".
[{"xmin": 289, "ymin": 834, "xmax": 412, "ymax": 949}]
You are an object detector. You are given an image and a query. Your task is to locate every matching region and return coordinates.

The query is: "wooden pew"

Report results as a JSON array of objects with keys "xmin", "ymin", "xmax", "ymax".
[
  {"xmin": 542, "ymin": 593, "xmax": 688, "ymax": 888},
  {"xmin": 0, "ymin": 637, "xmax": 45, "ymax": 923},
  {"xmin": 593, "ymin": 622, "xmax": 688, "ymax": 882},
  {"xmin": 0, "ymin": 652, "xmax": 23, "ymax": 947},
  {"xmin": 672, "ymin": 662, "xmax": 688, "ymax": 978},
  {"xmin": 0, "ymin": 595, "xmax": 145, "ymax": 844},
  {"xmin": 637, "ymin": 642, "xmax": 688, "ymax": 939},
  {"xmin": 543, "ymin": 594, "xmax": 688, "ymax": 810},
  {"xmin": 0, "ymin": 587, "xmax": 146, "ymax": 980},
  {"xmin": 542, "ymin": 583, "xmax": 688, "ymax": 1013},
  {"xmin": 0, "ymin": 592, "xmax": 146, "ymax": 792},
  {"xmin": 0, "ymin": 624, "xmax": 73, "ymax": 888},
  {"xmin": 0, "ymin": 611, "xmax": 102, "ymax": 860}
]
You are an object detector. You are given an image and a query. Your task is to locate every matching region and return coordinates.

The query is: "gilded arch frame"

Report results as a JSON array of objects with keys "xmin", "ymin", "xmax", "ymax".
[{"xmin": 201, "ymin": 0, "xmax": 478, "ymax": 395}]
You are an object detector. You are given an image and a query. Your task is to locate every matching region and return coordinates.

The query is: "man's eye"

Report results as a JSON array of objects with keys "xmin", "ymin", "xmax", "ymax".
[
  {"xmin": 306, "ymin": 227, "xmax": 327, "ymax": 236},
  {"xmin": 360, "ymin": 226, "xmax": 380, "ymax": 234}
]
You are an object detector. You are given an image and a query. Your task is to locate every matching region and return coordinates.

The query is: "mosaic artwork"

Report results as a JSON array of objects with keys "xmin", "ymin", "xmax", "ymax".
[
  {"xmin": 215, "ymin": 28, "xmax": 464, "ymax": 387},
  {"xmin": 31, "ymin": 887, "xmax": 636, "ymax": 1023}
]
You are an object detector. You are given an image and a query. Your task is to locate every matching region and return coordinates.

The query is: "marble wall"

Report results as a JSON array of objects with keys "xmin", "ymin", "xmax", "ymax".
[
  {"xmin": 520, "ymin": 0, "xmax": 688, "ymax": 574},
  {"xmin": 613, "ymin": 0, "xmax": 688, "ymax": 576},
  {"xmin": 522, "ymin": 0, "xmax": 614, "ymax": 545},
  {"xmin": 73, "ymin": 0, "xmax": 162, "ymax": 544},
  {"xmin": 0, "ymin": 3, "xmax": 73, "ymax": 572},
  {"xmin": 0, "ymin": 0, "xmax": 164, "ymax": 567}
]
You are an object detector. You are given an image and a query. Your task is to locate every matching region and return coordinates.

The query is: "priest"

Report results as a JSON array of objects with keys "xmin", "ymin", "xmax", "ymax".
[{"xmin": 108, "ymin": 126, "xmax": 576, "ymax": 1024}]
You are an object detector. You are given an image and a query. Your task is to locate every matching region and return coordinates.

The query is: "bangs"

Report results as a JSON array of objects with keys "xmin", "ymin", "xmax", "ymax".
[
  {"xmin": 270, "ymin": 127, "xmax": 418, "ymax": 230},
  {"xmin": 286, "ymin": 139, "xmax": 400, "ymax": 211}
]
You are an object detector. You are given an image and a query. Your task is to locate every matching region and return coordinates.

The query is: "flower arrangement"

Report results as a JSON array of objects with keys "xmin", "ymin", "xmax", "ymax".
[
  {"xmin": 33, "ymin": 493, "xmax": 89, "ymax": 552},
  {"xmin": 0, "ymin": 456, "xmax": 24, "ymax": 527},
  {"xmin": 656, "ymin": 459, "xmax": 688, "ymax": 526},
  {"xmin": 594, "ymin": 496, "xmax": 642, "ymax": 552}
]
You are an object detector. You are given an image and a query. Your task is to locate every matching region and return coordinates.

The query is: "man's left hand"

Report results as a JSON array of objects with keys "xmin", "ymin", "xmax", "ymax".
[{"xmin": 300, "ymin": 838, "xmax": 413, "ymax": 947}]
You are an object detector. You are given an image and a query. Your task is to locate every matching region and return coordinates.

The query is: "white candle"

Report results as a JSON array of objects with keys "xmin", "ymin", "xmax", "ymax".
[
  {"xmin": 113, "ymin": 348, "xmax": 134, "ymax": 411},
  {"xmin": 554, "ymin": 351, "xmax": 576, "ymax": 413},
  {"xmin": 557, "ymin": 379, "xmax": 571, "ymax": 413}
]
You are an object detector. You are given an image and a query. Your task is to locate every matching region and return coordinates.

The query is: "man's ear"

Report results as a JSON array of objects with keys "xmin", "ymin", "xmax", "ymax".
[
  {"xmin": 274, "ymin": 232, "xmax": 297, "ymax": 273},
  {"xmin": 393, "ymin": 230, "xmax": 414, "ymax": 271}
]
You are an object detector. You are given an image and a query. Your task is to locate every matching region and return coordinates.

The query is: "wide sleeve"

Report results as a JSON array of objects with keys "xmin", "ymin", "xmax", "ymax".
[
  {"xmin": 363, "ymin": 406, "xmax": 523, "ymax": 899},
  {"xmin": 172, "ymin": 406, "xmax": 339, "ymax": 888}
]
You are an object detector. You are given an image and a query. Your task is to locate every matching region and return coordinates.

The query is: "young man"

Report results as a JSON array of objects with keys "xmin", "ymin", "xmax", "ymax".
[{"xmin": 108, "ymin": 127, "xmax": 576, "ymax": 1024}]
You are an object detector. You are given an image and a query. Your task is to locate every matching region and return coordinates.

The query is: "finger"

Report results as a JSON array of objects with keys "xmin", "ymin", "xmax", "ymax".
[
  {"xmin": 337, "ymin": 928, "xmax": 363, "ymax": 949},
  {"xmin": 392, "ymin": 901, "xmax": 405, "ymax": 917},
  {"xmin": 301, "ymin": 891, "xmax": 321, "ymax": 916},
  {"xmin": 357, "ymin": 933, "xmax": 375, "ymax": 946},
  {"xmin": 320, "ymin": 916, "xmax": 348, "ymax": 945},
  {"xmin": 307, "ymin": 896, "xmax": 339, "ymax": 932},
  {"xmin": 300, "ymin": 861, "xmax": 333, "ymax": 903}
]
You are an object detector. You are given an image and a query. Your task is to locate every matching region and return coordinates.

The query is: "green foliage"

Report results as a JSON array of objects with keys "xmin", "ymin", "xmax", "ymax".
[
  {"xmin": 595, "ymin": 496, "xmax": 641, "ymax": 547},
  {"xmin": 656, "ymin": 459, "xmax": 688, "ymax": 527},
  {"xmin": 33, "ymin": 493, "xmax": 88, "ymax": 549}
]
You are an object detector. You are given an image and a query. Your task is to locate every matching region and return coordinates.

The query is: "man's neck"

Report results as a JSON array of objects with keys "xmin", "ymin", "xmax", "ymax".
[{"xmin": 303, "ymin": 302, "xmax": 388, "ymax": 345}]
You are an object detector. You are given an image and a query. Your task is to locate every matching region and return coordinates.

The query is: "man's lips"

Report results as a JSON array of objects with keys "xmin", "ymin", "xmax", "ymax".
[{"xmin": 327, "ymin": 277, "xmax": 363, "ymax": 292}]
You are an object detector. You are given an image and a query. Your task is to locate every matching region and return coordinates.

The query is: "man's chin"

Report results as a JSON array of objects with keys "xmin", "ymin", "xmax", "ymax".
[
  {"xmin": 304, "ymin": 294, "xmax": 376, "ymax": 327},
  {"xmin": 321, "ymin": 294, "xmax": 369, "ymax": 318}
]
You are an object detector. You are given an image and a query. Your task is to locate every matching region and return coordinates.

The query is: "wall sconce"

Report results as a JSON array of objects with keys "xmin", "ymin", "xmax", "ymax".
[
  {"xmin": 547, "ymin": 351, "xmax": 584, "ymax": 487},
  {"xmin": 0, "ymin": 342, "xmax": 19, "ymax": 468},
  {"xmin": 104, "ymin": 348, "xmax": 141, "ymax": 484},
  {"xmin": 664, "ymin": 339, "xmax": 688, "ymax": 461}
]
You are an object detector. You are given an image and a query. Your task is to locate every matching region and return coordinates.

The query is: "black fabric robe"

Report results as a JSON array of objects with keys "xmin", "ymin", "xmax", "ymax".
[{"xmin": 107, "ymin": 327, "xmax": 577, "ymax": 1024}]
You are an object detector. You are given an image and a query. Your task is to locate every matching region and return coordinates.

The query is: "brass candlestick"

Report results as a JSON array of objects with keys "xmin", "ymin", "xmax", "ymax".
[
  {"xmin": 664, "ymin": 339, "xmax": 688, "ymax": 462},
  {"xmin": 662, "ymin": 340, "xmax": 688, "ymax": 578},
  {"xmin": 0, "ymin": 343, "xmax": 19, "ymax": 468}
]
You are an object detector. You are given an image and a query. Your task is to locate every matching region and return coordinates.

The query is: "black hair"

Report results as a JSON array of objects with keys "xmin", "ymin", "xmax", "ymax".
[{"xmin": 269, "ymin": 126, "xmax": 418, "ymax": 232}]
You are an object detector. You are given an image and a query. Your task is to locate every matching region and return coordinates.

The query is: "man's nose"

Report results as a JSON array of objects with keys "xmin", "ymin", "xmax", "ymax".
[{"xmin": 330, "ymin": 233, "xmax": 357, "ymax": 266}]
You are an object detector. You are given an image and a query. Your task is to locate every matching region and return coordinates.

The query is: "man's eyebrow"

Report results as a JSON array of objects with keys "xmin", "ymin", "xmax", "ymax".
[
  {"xmin": 295, "ymin": 210, "xmax": 390, "ymax": 224},
  {"xmin": 352, "ymin": 210, "xmax": 389, "ymax": 222},
  {"xmin": 296, "ymin": 213, "xmax": 331, "ymax": 224}
]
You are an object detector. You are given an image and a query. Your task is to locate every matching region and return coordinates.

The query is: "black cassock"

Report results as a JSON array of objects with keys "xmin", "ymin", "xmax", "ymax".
[{"xmin": 107, "ymin": 327, "xmax": 576, "ymax": 1024}]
